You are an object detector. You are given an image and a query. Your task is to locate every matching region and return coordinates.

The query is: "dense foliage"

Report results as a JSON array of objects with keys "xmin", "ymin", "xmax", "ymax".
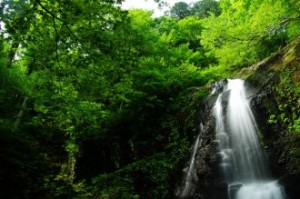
[{"xmin": 0, "ymin": 0, "xmax": 299, "ymax": 198}]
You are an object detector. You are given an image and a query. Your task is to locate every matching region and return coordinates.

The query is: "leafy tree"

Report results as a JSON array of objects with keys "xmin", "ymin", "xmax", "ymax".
[
  {"xmin": 201, "ymin": 0, "xmax": 300, "ymax": 69},
  {"xmin": 191, "ymin": 0, "xmax": 220, "ymax": 18},
  {"xmin": 1, "ymin": 0, "xmax": 135, "ymax": 197},
  {"xmin": 170, "ymin": 2, "xmax": 191, "ymax": 19},
  {"xmin": 1, "ymin": 0, "xmax": 300, "ymax": 198}
]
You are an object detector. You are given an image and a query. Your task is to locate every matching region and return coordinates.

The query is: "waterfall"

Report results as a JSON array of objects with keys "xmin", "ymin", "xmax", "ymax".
[
  {"xmin": 214, "ymin": 94, "xmax": 234, "ymax": 182},
  {"xmin": 213, "ymin": 79, "xmax": 285, "ymax": 199},
  {"xmin": 180, "ymin": 123, "xmax": 203, "ymax": 198}
]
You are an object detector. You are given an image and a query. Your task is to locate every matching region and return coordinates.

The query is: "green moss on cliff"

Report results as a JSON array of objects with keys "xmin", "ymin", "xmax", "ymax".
[{"xmin": 276, "ymin": 70, "xmax": 300, "ymax": 133}]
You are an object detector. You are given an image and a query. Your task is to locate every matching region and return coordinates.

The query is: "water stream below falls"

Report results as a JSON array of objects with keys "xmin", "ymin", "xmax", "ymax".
[
  {"xmin": 213, "ymin": 79, "xmax": 285, "ymax": 199},
  {"xmin": 181, "ymin": 124, "xmax": 203, "ymax": 198}
]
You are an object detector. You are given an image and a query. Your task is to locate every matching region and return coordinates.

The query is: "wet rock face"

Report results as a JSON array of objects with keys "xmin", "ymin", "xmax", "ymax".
[
  {"xmin": 247, "ymin": 63, "xmax": 300, "ymax": 199},
  {"xmin": 247, "ymin": 70, "xmax": 297, "ymax": 177},
  {"xmin": 194, "ymin": 124, "xmax": 217, "ymax": 185},
  {"xmin": 178, "ymin": 80, "xmax": 232, "ymax": 199},
  {"xmin": 211, "ymin": 79, "xmax": 228, "ymax": 95},
  {"xmin": 175, "ymin": 95, "xmax": 221, "ymax": 199},
  {"xmin": 186, "ymin": 94, "xmax": 228, "ymax": 199},
  {"xmin": 279, "ymin": 173, "xmax": 300, "ymax": 199}
]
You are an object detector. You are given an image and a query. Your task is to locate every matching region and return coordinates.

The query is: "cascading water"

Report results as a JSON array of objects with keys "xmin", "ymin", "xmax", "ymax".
[
  {"xmin": 213, "ymin": 79, "xmax": 285, "ymax": 199},
  {"xmin": 214, "ymin": 93, "xmax": 234, "ymax": 182},
  {"xmin": 180, "ymin": 123, "xmax": 203, "ymax": 198}
]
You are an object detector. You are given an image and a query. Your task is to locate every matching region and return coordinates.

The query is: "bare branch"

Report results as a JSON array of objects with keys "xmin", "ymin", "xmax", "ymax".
[
  {"xmin": 35, "ymin": 0, "xmax": 82, "ymax": 43},
  {"xmin": 279, "ymin": 15, "xmax": 300, "ymax": 26},
  {"xmin": 14, "ymin": 97, "xmax": 29, "ymax": 130},
  {"xmin": 52, "ymin": 17, "xmax": 62, "ymax": 68}
]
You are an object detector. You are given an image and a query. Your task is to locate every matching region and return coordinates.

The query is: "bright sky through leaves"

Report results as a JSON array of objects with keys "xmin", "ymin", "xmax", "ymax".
[{"xmin": 121, "ymin": 0, "xmax": 196, "ymax": 17}]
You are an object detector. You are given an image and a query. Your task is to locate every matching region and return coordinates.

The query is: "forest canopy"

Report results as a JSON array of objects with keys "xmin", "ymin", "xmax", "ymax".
[{"xmin": 0, "ymin": 0, "xmax": 299, "ymax": 198}]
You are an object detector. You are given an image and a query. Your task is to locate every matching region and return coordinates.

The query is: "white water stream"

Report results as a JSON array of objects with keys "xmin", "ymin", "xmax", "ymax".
[
  {"xmin": 181, "ymin": 123, "xmax": 203, "ymax": 198},
  {"xmin": 213, "ymin": 79, "xmax": 285, "ymax": 199}
]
